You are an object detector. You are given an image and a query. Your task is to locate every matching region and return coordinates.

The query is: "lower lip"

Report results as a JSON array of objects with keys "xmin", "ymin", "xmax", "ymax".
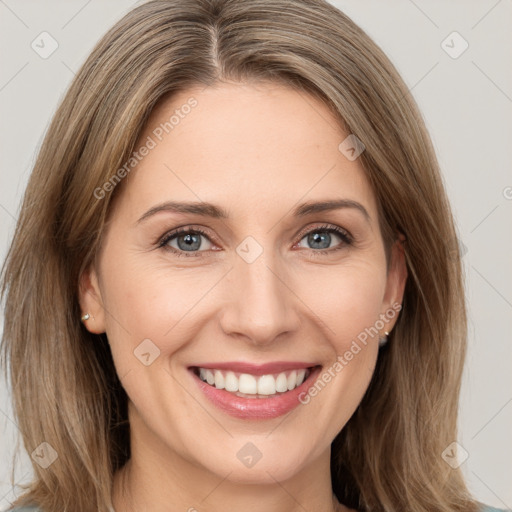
[{"xmin": 190, "ymin": 366, "xmax": 322, "ymax": 420}]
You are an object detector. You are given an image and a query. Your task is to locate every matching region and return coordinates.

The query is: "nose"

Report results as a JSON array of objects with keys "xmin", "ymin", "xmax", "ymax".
[{"xmin": 218, "ymin": 247, "xmax": 301, "ymax": 347}]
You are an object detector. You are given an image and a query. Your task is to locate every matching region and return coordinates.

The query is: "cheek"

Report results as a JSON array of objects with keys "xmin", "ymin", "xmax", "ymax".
[
  {"xmin": 305, "ymin": 261, "xmax": 387, "ymax": 349},
  {"xmin": 97, "ymin": 256, "xmax": 191, "ymax": 362},
  {"xmin": 288, "ymin": 264, "xmax": 386, "ymax": 444},
  {"xmin": 99, "ymin": 252, "xmax": 221, "ymax": 365}
]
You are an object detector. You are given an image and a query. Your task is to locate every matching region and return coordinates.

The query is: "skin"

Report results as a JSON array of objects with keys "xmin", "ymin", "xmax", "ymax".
[{"xmin": 79, "ymin": 81, "xmax": 407, "ymax": 512}]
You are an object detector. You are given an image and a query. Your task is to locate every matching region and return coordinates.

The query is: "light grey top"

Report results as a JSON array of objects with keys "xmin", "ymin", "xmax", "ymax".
[
  {"xmin": 8, "ymin": 507, "xmax": 116, "ymax": 512},
  {"xmin": 7, "ymin": 504, "xmax": 511, "ymax": 512}
]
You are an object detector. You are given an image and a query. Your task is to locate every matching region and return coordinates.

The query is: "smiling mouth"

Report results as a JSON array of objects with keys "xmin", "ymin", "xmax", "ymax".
[{"xmin": 191, "ymin": 366, "xmax": 319, "ymax": 399}]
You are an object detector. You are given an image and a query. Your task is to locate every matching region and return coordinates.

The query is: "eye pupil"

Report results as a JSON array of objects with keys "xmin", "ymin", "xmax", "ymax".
[
  {"xmin": 178, "ymin": 233, "xmax": 202, "ymax": 251},
  {"xmin": 308, "ymin": 231, "xmax": 331, "ymax": 250}
]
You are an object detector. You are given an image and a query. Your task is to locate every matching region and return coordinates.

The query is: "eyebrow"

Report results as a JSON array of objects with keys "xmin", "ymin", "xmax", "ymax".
[{"xmin": 136, "ymin": 198, "xmax": 370, "ymax": 224}]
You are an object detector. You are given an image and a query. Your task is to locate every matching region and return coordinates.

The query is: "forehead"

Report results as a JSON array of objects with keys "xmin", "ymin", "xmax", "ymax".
[{"xmin": 116, "ymin": 81, "xmax": 377, "ymax": 221}]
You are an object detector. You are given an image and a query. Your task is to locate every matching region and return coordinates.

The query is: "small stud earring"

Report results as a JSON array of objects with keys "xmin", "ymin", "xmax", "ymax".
[
  {"xmin": 379, "ymin": 331, "xmax": 390, "ymax": 347},
  {"xmin": 81, "ymin": 313, "xmax": 91, "ymax": 322}
]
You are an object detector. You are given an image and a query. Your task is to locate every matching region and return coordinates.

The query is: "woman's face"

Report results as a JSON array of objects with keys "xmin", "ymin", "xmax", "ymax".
[{"xmin": 80, "ymin": 81, "xmax": 406, "ymax": 484}]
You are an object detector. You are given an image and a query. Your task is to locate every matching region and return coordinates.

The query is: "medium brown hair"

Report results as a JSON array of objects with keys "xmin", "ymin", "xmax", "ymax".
[{"xmin": 1, "ymin": 1, "xmax": 477, "ymax": 511}]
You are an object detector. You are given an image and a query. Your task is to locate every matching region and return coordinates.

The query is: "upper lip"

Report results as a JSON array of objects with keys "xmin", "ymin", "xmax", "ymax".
[{"xmin": 189, "ymin": 361, "xmax": 318, "ymax": 376}]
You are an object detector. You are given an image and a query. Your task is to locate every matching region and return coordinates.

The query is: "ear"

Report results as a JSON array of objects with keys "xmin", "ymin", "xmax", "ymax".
[
  {"xmin": 381, "ymin": 234, "xmax": 408, "ymax": 333},
  {"xmin": 78, "ymin": 264, "xmax": 107, "ymax": 334}
]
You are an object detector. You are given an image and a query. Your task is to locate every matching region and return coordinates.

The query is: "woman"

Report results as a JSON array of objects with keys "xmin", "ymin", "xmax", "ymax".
[{"xmin": 0, "ymin": 1, "xmax": 508, "ymax": 511}]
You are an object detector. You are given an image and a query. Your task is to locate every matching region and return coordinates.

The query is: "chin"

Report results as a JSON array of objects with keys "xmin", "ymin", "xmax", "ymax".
[{"xmin": 195, "ymin": 442, "xmax": 312, "ymax": 485}]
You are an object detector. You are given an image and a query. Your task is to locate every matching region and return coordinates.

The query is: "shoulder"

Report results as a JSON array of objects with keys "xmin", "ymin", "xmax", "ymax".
[
  {"xmin": 479, "ymin": 504, "xmax": 512, "ymax": 512},
  {"xmin": 7, "ymin": 507, "xmax": 41, "ymax": 512},
  {"xmin": 8, "ymin": 504, "xmax": 511, "ymax": 512}
]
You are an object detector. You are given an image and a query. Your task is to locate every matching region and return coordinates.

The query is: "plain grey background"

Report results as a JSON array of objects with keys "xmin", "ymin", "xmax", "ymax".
[{"xmin": 0, "ymin": 0, "xmax": 511, "ymax": 510}]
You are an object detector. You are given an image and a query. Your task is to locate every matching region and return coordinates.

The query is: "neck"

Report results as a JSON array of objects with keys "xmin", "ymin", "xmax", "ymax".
[
  {"xmin": 111, "ymin": 405, "xmax": 351, "ymax": 512},
  {"xmin": 113, "ymin": 464, "xmax": 347, "ymax": 512}
]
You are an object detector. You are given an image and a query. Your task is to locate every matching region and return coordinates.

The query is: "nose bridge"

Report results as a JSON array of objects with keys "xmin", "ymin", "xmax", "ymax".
[{"xmin": 219, "ymin": 239, "xmax": 300, "ymax": 345}]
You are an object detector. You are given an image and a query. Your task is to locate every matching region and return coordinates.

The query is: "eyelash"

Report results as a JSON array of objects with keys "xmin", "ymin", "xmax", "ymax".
[{"xmin": 157, "ymin": 224, "xmax": 353, "ymax": 258}]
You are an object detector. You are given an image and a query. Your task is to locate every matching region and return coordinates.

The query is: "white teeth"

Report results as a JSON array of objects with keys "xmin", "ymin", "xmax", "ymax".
[
  {"xmin": 214, "ymin": 370, "xmax": 225, "ymax": 389},
  {"xmin": 239, "ymin": 373, "xmax": 258, "ymax": 394},
  {"xmin": 257, "ymin": 375, "xmax": 276, "ymax": 395},
  {"xmin": 224, "ymin": 371, "xmax": 238, "ymax": 392},
  {"xmin": 287, "ymin": 370, "xmax": 297, "ymax": 391},
  {"xmin": 275, "ymin": 373, "xmax": 288, "ymax": 392},
  {"xmin": 296, "ymin": 369, "xmax": 306, "ymax": 386},
  {"xmin": 196, "ymin": 367, "xmax": 313, "ymax": 396}
]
